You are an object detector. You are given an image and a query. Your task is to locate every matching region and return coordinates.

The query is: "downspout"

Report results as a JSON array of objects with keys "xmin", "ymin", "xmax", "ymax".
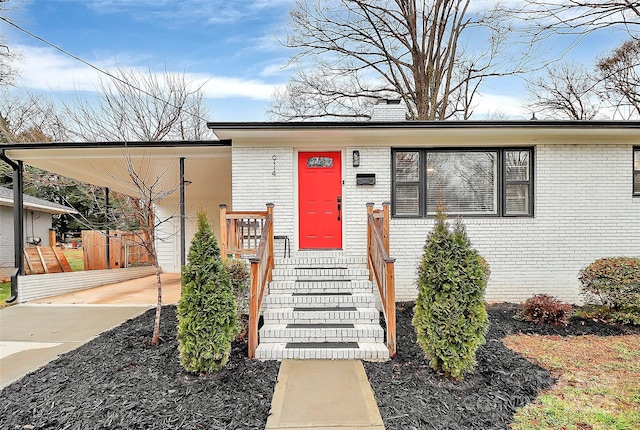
[
  {"xmin": 179, "ymin": 157, "xmax": 186, "ymax": 269},
  {"xmin": 0, "ymin": 149, "xmax": 23, "ymax": 303}
]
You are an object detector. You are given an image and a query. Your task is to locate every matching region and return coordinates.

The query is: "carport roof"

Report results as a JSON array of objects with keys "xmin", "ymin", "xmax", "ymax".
[{"xmin": 1, "ymin": 140, "xmax": 232, "ymax": 203}]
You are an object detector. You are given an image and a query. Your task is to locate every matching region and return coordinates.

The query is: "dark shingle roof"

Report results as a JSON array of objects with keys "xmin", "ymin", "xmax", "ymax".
[{"xmin": 0, "ymin": 186, "xmax": 78, "ymax": 214}]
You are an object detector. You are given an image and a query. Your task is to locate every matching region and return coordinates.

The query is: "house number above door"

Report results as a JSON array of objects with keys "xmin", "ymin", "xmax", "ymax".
[{"xmin": 307, "ymin": 156, "xmax": 334, "ymax": 168}]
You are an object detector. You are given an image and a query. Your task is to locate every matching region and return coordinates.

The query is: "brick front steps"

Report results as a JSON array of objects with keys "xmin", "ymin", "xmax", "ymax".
[{"xmin": 254, "ymin": 255, "xmax": 389, "ymax": 361}]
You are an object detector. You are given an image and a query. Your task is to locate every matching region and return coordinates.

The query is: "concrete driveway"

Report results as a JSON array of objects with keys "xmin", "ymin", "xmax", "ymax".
[{"xmin": 0, "ymin": 274, "xmax": 182, "ymax": 389}]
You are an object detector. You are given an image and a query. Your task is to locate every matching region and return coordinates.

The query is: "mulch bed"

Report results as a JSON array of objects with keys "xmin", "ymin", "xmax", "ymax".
[
  {"xmin": 364, "ymin": 302, "xmax": 640, "ymax": 430},
  {"xmin": 2, "ymin": 303, "xmax": 637, "ymax": 430},
  {"xmin": 1, "ymin": 306, "xmax": 279, "ymax": 430}
]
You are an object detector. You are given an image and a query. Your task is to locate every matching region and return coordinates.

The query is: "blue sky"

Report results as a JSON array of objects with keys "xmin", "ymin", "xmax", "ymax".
[{"xmin": 2, "ymin": 0, "xmax": 632, "ymax": 121}]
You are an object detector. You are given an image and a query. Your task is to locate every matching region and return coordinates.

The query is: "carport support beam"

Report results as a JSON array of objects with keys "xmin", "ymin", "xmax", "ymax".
[
  {"xmin": 180, "ymin": 157, "xmax": 186, "ymax": 268},
  {"xmin": 105, "ymin": 187, "xmax": 110, "ymax": 269},
  {"xmin": 1, "ymin": 150, "xmax": 23, "ymax": 303}
]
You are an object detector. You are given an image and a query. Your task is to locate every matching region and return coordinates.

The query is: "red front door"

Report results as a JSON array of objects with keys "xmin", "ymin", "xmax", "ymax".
[{"xmin": 298, "ymin": 151, "xmax": 342, "ymax": 249}]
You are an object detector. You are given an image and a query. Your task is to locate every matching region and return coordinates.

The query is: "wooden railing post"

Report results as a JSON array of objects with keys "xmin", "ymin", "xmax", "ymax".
[
  {"xmin": 385, "ymin": 259, "xmax": 396, "ymax": 357},
  {"xmin": 266, "ymin": 203, "xmax": 274, "ymax": 282},
  {"xmin": 219, "ymin": 204, "xmax": 228, "ymax": 259},
  {"xmin": 382, "ymin": 202, "xmax": 390, "ymax": 256},
  {"xmin": 366, "ymin": 203, "xmax": 374, "ymax": 282},
  {"xmin": 249, "ymin": 257, "xmax": 260, "ymax": 359}
]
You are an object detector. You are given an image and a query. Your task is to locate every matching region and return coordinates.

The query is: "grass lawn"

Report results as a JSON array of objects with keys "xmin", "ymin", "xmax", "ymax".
[
  {"xmin": 0, "ymin": 281, "xmax": 10, "ymax": 308},
  {"xmin": 505, "ymin": 334, "xmax": 640, "ymax": 430},
  {"xmin": 63, "ymin": 248, "xmax": 84, "ymax": 271}
]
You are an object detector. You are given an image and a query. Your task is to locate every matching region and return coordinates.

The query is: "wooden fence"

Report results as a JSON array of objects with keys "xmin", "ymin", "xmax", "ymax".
[{"xmin": 82, "ymin": 230, "xmax": 150, "ymax": 270}]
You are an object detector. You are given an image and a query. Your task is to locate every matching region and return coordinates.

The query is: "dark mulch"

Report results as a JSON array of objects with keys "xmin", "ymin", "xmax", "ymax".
[
  {"xmin": 1, "ymin": 306, "xmax": 279, "ymax": 430},
  {"xmin": 364, "ymin": 302, "xmax": 640, "ymax": 430},
  {"xmin": 3, "ymin": 303, "xmax": 637, "ymax": 430}
]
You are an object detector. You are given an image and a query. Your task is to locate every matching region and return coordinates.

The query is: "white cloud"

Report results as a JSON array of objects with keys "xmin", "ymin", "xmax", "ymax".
[
  {"xmin": 196, "ymin": 75, "xmax": 277, "ymax": 100},
  {"xmin": 13, "ymin": 44, "xmax": 279, "ymax": 101},
  {"xmin": 472, "ymin": 92, "xmax": 529, "ymax": 119}
]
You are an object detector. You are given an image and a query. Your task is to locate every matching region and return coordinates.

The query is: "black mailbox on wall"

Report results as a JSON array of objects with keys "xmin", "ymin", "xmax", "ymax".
[{"xmin": 356, "ymin": 173, "xmax": 376, "ymax": 185}]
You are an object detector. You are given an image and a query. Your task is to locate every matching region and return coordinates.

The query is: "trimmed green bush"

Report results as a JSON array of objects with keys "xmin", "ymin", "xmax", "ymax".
[
  {"xmin": 518, "ymin": 294, "xmax": 573, "ymax": 326},
  {"xmin": 177, "ymin": 210, "xmax": 240, "ymax": 373},
  {"xmin": 578, "ymin": 257, "xmax": 640, "ymax": 325},
  {"xmin": 222, "ymin": 258, "xmax": 250, "ymax": 313},
  {"xmin": 412, "ymin": 205, "xmax": 489, "ymax": 380},
  {"xmin": 579, "ymin": 257, "xmax": 640, "ymax": 310}
]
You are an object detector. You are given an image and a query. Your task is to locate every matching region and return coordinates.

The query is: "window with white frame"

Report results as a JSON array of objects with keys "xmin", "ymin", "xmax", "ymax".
[
  {"xmin": 634, "ymin": 148, "xmax": 640, "ymax": 196},
  {"xmin": 392, "ymin": 148, "xmax": 534, "ymax": 217}
]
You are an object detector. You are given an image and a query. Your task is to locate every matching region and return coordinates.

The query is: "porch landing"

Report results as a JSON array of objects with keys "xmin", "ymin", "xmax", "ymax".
[{"xmin": 255, "ymin": 254, "xmax": 389, "ymax": 361}]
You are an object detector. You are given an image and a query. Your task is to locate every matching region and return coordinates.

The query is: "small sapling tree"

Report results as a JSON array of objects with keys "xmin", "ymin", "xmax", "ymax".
[
  {"xmin": 177, "ymin": 210, "xmax": 240, "ymax": 373},
  {"xmin": 412, "ymin": 201, "xmax": 489, "ymax": 379}
]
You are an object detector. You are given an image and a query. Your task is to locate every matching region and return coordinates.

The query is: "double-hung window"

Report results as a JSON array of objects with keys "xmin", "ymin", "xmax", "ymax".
[
  {"xmin": 392, "ymin": 148, "xmax": 534, "ymax": 217},
  {"xmin": 634, "ymin": 148, "xmax": 640, "ymax": 196}
]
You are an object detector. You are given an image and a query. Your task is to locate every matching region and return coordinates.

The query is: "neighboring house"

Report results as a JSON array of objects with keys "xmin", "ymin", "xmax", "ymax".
[
  {"xmin": 0, "ymin": 185, "xmax": 77, "ymax": 270},
  {"xmin": 2, "ymin": 118, "xmax": 639, "ymax": 304}
]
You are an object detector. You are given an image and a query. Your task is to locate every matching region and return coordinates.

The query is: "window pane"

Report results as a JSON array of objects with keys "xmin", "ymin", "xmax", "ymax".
[
  {"xmin": 395, "ymin": 151, "xmax": 419, "ymax": 182},
  {"xmin": 395, "ymin": 184, "xmax": 420, "ymax": 216},
  {"xmin": 505, "ymin": 150, "xmax": 530, "ymax": 181},
  {"xmin": 307, "ymin": 156, "xmax": 333, "ymax": 168},
  {"xmin": 634, "ymin": 172, "xmax": 640, "ymax": 195},
  {"xmin": 426, "ymin": 152, "xmax": 497, "ymax": 215},
  {"xmin": 634, "ymin": 150, "xmax": 640, "ymax": 170},
  {"xmin": 505, "ymin": 184, "xmax": 530, "ymax": 214}
]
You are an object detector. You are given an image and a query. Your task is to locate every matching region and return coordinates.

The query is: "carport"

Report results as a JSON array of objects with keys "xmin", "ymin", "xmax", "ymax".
[{"xmin": 1, "ymin": 140, "xmax": 232, "ymax": 303}]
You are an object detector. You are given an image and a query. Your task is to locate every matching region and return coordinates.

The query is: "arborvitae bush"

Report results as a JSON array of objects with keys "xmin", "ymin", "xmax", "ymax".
[
  {"xmin": 412, "ymin": 203, "xmax": 489, "ymax": 380},
  {"xmin": 518, "ymin": 294, "xmax": 573, "ymax": 326},
  {"xmin": 177, "ymin": 210, "xmax": 240, "ymax": 373}
]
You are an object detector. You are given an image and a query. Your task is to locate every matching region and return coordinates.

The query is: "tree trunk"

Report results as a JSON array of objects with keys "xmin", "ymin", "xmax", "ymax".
[{"xmin": 150, "ymin": 263, "xmax": 162, "ymax": 345}]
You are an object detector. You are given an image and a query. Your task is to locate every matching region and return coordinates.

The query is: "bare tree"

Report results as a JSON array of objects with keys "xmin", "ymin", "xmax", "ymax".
[
  {"xmin": 0, "ymin": 0, "xmax": 21, "ymax": 87},
  {"xmin": 0, "ymin": 93, "xmax": 69, "ymax": 142},
  {"xmin": 108, "ymin": 153, "xmax": 180, "ymax": 346},
  {"xmin": 513, "ymin": 1, "xmax": 639, "ymax": 39},
  {"xmin": 525, "ymin": 62, "xmax": 601, "ymax": 119},
  {"xmin": 270, "ymin": 0, "xmax": 534, "ymax": 121},
  {"xmin": 597, "ymin": 39, "xmax": 640, "ymax": 119},
  {"xmin": 61, "ymin": 67, "xmax": 210, "ymax": 344},
  {"xmin": 62, "ymin": 67, "xmax": 211, "ymax": 141}
]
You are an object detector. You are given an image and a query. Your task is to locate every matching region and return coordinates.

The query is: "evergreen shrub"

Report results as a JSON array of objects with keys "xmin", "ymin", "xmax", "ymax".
[
  {"xmin": 177, "ymin": 210, "xmax": 240, "ymax": 373},
  {"xmin": 579, "ymin": 257, "xmax": 640, "ymax": 309},
  {"xmin": 578, "ymin": 257, "xmax": 640, "ymax": 325},
  {"xmin": 412, "ymin": 204, "xmax": 489, "ymax": 380},
  {"xmin": 222, "ymin": 258, "xmax": 250, "ymax": 313}
]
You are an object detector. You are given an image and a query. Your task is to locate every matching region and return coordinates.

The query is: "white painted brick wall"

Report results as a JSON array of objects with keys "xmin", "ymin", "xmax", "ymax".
[
  {"xmin": 231, "ymin": 143, "xmax": 639, "ymax": 304},
  {"xmin": 390, "ymin": 144, "xmax": 640, "ymax": 303},
  {"xmin": 232, "ymin": 146, "xmax": 296, "ymax": 241},
  {"xmin": 344, "ymin": 147, "xmax": 391, "ymax": 255},
  {"xmin": 17, "ymin": 266, "xmax": 157, "ymax": 303}
]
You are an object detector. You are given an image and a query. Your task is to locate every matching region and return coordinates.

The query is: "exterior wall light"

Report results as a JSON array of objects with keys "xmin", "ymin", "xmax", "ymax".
[{"xmin": 352, "ymin": 150, "xmax": 360, "ymax": 167}]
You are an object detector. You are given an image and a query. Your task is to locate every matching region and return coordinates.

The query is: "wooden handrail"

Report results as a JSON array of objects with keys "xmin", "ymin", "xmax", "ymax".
[
  {"xmin": 219, "ymin": 204, "xmax": 269, "ymax": 258},
  {"xmin": 367, "ymin": 202, "xmax": 396, "ymax": 357},
  {"xmin": 220, "ymin": 203, "xmax": 275, "ymax": 358}
]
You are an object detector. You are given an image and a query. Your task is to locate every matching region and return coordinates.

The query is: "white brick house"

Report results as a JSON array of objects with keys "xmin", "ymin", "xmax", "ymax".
[
  {"xmin": 206, "ymin": 121, "xmax": 640, "ymax": 304},
  {"xmin": 2, "ymin": 123, "xmax": 639, "ymax": 305}
]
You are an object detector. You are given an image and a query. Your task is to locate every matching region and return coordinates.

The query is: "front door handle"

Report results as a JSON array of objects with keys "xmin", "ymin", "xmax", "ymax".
[{"xmin": 337, "ymin": 196, "xmax": 342, "ymax": 221}]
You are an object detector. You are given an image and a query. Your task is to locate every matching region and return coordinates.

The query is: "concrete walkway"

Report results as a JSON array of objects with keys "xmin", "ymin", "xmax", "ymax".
[
  {"xmin": 0, "ymin": 304, "xmax": 149, "ymax": 388},
  {"xmin": 0, "ymin": 273, "xmax": 181, "ymax": 389},
  {"xmin": 32, "ymin": 273, "xmax": 182, "ymax": 305},
  {"xmin": 266, "ymin": 359, "xmax": 385, "ymax": 430}
]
